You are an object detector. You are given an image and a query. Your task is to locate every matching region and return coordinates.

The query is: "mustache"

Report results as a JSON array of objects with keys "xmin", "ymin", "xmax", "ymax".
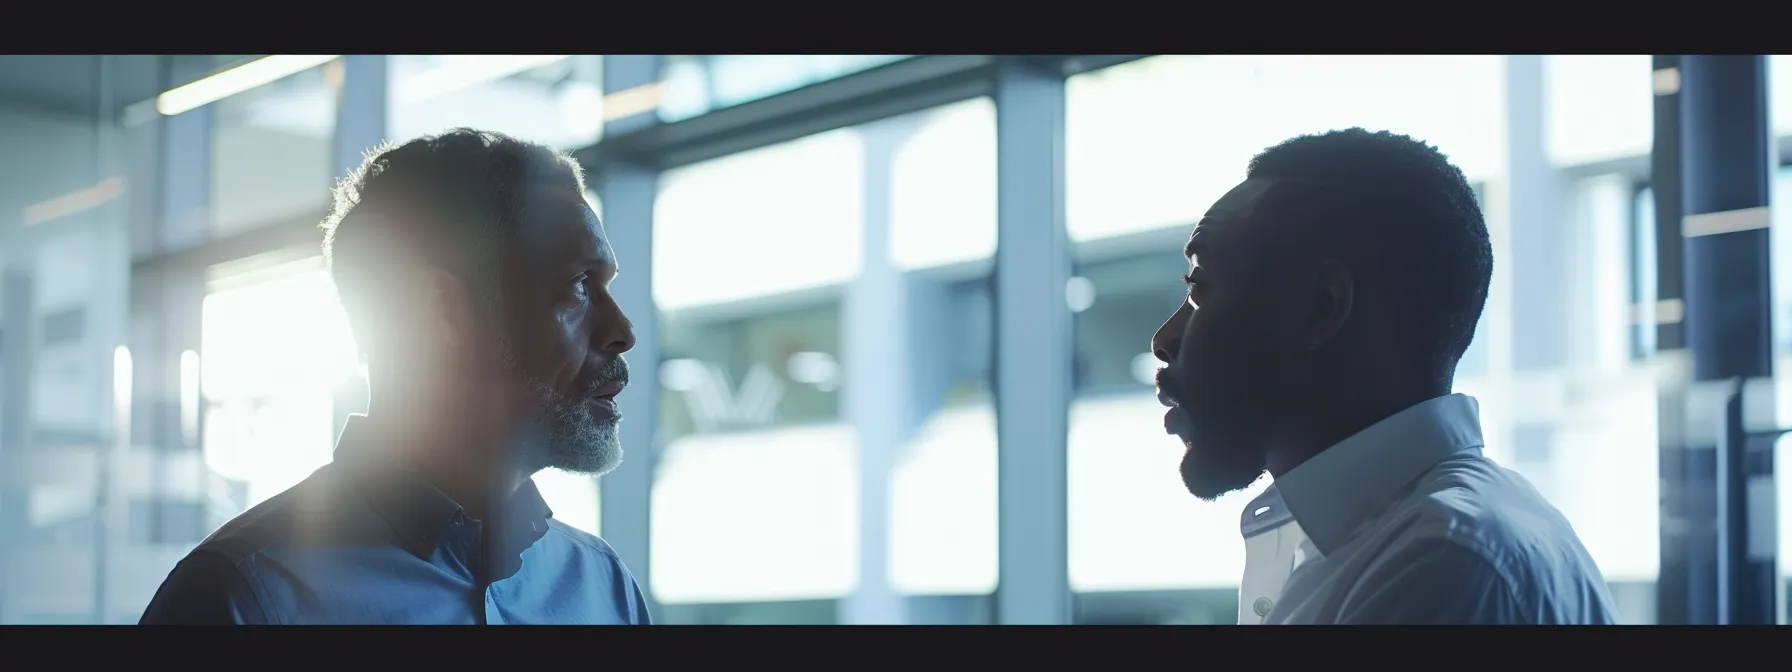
[
  {"xmin": 1155, "ymin": 366, "xmax": 1185, "ymax": 408},
  {"xmin": 577, "ymin": 356, "xmax": 631, "ymax": 396}
]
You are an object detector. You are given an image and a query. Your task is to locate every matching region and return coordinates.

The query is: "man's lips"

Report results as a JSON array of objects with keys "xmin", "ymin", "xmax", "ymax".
[
  {"xmin": 1153, "ymin": 366, "xmax": 1180, "ymax": 409},
  {"xmin": 1154, "ymin": 376, "xmax": 1186, "ymax": 436},
  {"xmin": 590, "ymin": 380, "xmax": 625, "ymax": 401}
]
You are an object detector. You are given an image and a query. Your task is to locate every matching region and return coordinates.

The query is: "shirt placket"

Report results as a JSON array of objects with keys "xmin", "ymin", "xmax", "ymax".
[
  {"xmin": 452, "ymin": 516, "xmax": 504, "ymax": 626},
  {"xmin": 1239, "ymin": 523, "xmax": 1299, "ymax": 624}
]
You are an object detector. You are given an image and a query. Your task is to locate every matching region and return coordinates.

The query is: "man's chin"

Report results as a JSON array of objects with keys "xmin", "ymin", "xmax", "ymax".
[
  {"xmin": 538, "ymin": 418, "xmax": 623, "ymax": 476},
  {"xmin": 1178, "ymin": 440, "xmax": 1265, "ymax": 502}
]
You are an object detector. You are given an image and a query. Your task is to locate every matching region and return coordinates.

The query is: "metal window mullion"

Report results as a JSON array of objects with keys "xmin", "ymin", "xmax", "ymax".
[
  {"xmin": 992, "ymin": 57, "xmax": 1072, "ymax": 626},
  {"xmin": 839, "ymin": 116, "xmax": 922, "ymax": 625}
]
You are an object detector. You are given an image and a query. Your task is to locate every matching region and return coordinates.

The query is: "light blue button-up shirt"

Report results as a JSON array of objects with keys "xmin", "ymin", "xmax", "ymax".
[
  {"xmin": 139, "ymin": 417, "xmax": 651, "ymax": 625},
  {"xmin": 1235, "ymin": 394, "xmax": 1620, "ymax": 625}
]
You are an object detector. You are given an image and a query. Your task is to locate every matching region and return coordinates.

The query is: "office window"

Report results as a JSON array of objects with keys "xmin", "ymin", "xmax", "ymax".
[
  {"xmin": 1773, "ymin": 55, "xmax": 1792, "ymax": 138},
  {"xmin": 650, "ymin": 130, "xmax": 861, "ymax": 612},
  {"xmin": 1546, "ymin": 55, "xmax": 1653, "ymax": 167},
  {"xmin": 648, "ymin": 99, "xmax": 997, "ymax": 623},
  {"xmin": 886, "ymin": 99, "xmax": 998, "ymax": 601}
]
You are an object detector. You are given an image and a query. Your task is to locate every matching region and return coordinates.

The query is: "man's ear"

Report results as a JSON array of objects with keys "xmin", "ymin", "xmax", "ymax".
[
  {"xmin": 1303, "ymin": 257, "xmax": 1355, "ymax": 351},
  {"xmin": 416, "ymin": 267, "xmax": 474, "ymax": 352}
]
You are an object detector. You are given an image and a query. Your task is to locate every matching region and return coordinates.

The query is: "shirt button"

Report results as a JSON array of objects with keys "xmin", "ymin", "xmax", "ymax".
[{"xmin": 1253, "ymin": 597, "xmax": 1274, "ymax": 617}]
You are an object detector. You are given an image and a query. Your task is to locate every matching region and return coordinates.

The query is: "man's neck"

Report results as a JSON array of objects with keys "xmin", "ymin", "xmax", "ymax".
[
  {"xmin": 361, "ymin": 404, "xmax": 525, "ymax": 521},
  {"xmin": 1262, "ymin": 386, "xmax": 1446, "ymax": 479},
  {"xmin": 416, "ymin": 456, "xmax": 527, "ymax": 522}
]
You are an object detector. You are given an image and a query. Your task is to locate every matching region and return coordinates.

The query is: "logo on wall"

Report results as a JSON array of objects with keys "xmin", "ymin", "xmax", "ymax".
[
  {"xmin": 660, "ymin": 359, "xmax": 784, "ymax": 432},
  {"xmin": 659, "ymin": 349, "xmax": 841, "ymax": 433}
]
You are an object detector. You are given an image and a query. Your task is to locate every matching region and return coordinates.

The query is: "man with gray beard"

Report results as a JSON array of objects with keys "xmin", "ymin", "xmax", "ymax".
[{"xmin": 140, "ymin": 129, "xmax": 649, "ymax": 625}]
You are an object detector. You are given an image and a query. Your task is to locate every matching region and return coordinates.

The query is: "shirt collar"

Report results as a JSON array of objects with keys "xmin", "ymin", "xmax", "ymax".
[
  {"xmin": 332, "ymin": 415, "xmax": 555, "ymax": 560},
  {"xmin": 1269, "ymin": 393, "xmax": 1485, "ymax": 555}
]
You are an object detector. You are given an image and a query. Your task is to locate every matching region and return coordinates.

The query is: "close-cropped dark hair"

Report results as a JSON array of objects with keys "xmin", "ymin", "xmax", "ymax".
[
  {"xmin": 319, "ymin": 128, "xmax": 587, "ymax": 355},
  {"xmin": 1246, "ymin": 127, "xmax": 1492, "ymax": 380}
]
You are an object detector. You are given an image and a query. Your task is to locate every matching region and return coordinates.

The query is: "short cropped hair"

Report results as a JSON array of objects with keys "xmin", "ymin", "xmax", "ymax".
[
  {"xmin": 1246, "ymin": 128, "xmax": 1492, "ymax": 380},
  {"xmin": 319, "ymin": 128, "xmax": 587, "ymax": 356}
]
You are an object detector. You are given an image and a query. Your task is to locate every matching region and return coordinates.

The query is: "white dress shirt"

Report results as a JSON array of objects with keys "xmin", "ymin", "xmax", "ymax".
[{"xmin": 1235, "ymin": 394, "xmax": 1620, "ymax": 625}]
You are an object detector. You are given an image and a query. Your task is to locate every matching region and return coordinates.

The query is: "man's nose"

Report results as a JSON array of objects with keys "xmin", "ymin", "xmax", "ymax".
[
  {"xmin": 1151, "ymin": 303, "xmax": 1191, "ymax": 363},
  {"xmin": 594, "ymin": 299, "xmax": 636, "ymax": 355},
  {"xmin": 1151, "ymin": 324, "xmax": 1180, "ymax": 364}
]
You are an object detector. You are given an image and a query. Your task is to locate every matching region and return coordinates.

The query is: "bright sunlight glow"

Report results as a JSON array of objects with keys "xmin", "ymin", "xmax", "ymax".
[
  {"xmin": 197, "ymin": 261, "xmax": 604, "ymax": 523},
  {"xmin": 200, "ymin": 264, "xmax": 358, "ymax": 506}
]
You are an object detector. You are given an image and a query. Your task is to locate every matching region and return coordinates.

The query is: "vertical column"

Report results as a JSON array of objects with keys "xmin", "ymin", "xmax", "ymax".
[
  {"xmin": 92, "ymin": 55, "xmax": 128, "ymax": 624},
  {"xmin": 1651, "ymin": 54, "xmax": 1703, "ymax": 625},
  {"xmin": 839, "ymin": 116, "xmax": 921, "ymax": 625},
  {"xmin": 595, "ymin": 55, "xmax": 664, "ymax": 616},
  {"xmin": 0, "ymin": 273, "xmax": 36, "ymax": 622},
  {"xmin": 992, "ymin": 57, "xmax": 1072, "ymax": 625},
  {"xmin": 1678, "ymin": 55, "xmax": 1778, "ymax": 626},
  {"xmin": 1505, "ymin": 55, "xmax": 1569, "ymax": 375},
  {"xmin": 329, "ymin": 55, "xmax": 389, "ymax": 442}
]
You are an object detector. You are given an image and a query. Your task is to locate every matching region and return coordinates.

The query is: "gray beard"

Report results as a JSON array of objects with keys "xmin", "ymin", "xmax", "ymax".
[
  {"xmin": 522, "ymin": 374, "xmax": 622, "ymax": 476},
  {"xmin": 495, "ymin": 335, "xmax": 623, "ymax": 477}
]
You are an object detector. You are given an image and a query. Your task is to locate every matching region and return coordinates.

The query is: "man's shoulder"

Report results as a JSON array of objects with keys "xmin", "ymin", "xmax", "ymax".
[
  {"xmin": 1385, "ymin": 455, "xmax": 1614, "ymax": 606},
  {"xmin": 1395, "ymin": 455, "xmax": 1585, "ymax": 554},
  {"xmin": 190, "ymin": 465, "xmax": 366, "ymax": 565},
  {"xmin": 142, "ymin": 471, "xmax": 352, "ymax": 625},
  {"xmin": 191, "ymin": 489, "xmax": 305, "ymax": 565},
  {"xmin": 535, "ymin": 522, "xmax": 652, "ymax": 623},
  {"xmin": 542, "ymin": 520, "xmax": 627, "ymax": 565}
]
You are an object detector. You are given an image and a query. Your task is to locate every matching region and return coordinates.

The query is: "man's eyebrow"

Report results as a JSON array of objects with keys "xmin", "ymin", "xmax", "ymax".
[
  {"xmin": 573, "ymin": 257, "xmax": 617, "ymax": 270},
  {"xmin": 1185, "ymin": 224, "xmax": 1211, "ymax": 259}
]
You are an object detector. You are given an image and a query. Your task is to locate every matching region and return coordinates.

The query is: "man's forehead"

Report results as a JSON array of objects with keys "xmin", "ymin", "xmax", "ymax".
[
  {"xmin": 517, "ymin": 187, "xmax": 614, "ymax": 263},
  {"xmin": 1204, "ymin": 178, "xmax": 1279, "ymax": 223},
  {"xmin": 1189, "ymin": 178, "xmax": 1281, "ymax": 257},
  {"xmin": 526, "ymin": 186, "xmax": 597, "ymax": 221}
]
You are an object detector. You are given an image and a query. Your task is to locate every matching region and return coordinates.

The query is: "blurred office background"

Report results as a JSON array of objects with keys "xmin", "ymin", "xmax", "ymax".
[{"xmin": 0, "ymin": 54, "xmax": 1787, "ymax": 625}]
